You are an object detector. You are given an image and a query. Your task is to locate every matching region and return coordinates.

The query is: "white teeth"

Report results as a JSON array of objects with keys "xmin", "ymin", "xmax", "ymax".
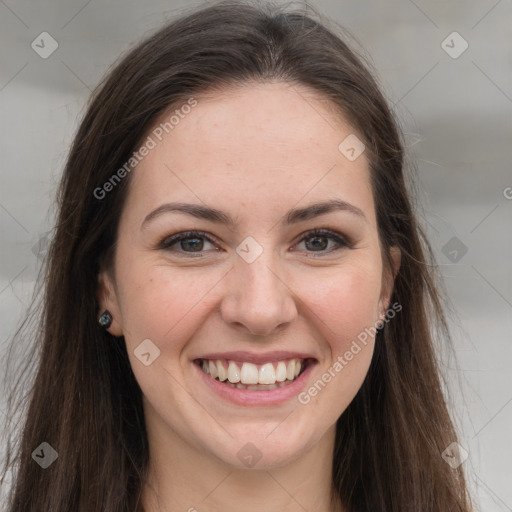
[
  {"xmin": 216, "ymin": 360, "xmax": 228, "ymax": 381},
  {"xmin": 227, "ymin": 361, "xmax": 241, "ymax": 383},
  {"xmin": 259, "ymin": 362, "xmax": 276, "ymax": 384},
  {"xmin": 286, "ymin": 359, "xmax": 296, "ymax": 381},
  {"xmin": 240, "ymin": 362, "xmax": 259, "ymax": 384},
  {"xmin": 276, "ymin": 361, "xmax": 287, "ymax": 382},
  {"xmin": 200, "ymin": 358, "xmax": 306, "ymax": 386},
  {"xmin": 208, "ymin": 360, "xmax": 218, "ymax": 379}
]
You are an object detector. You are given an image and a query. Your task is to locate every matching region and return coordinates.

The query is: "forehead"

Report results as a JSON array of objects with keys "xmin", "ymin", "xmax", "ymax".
[{"xmin": 123, "ymin": 81, "xmax": 376, "ymax": 228}]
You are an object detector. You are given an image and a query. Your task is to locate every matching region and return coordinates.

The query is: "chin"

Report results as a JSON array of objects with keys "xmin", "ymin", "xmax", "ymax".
[{"xmin": 203, "ymin": 421, "xmax": 321, "ymax": 470}]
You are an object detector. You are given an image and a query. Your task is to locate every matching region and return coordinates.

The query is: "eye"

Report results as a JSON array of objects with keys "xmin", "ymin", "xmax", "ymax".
[
  {"xmin": 293, "ymin": 228, "xmax": 352, "ymax": 257},
  {"xmin": 158, "ymin": 228, "xmax": 352, "ymax": 258},
  {"xmin": 158, "ymin": 230, "xmax": 218, "ymax": 257}
]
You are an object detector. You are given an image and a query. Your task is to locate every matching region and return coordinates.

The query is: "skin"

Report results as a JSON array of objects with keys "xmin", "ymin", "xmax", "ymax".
[{"xmin": 98, "ymin": 81, "xmax": 400, "ymax": 512}]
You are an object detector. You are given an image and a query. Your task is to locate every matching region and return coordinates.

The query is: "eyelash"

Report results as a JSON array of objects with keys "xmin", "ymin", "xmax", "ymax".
[{"xmin": 157, "ymin": 228, "xmax": 353, "ymax": 258}]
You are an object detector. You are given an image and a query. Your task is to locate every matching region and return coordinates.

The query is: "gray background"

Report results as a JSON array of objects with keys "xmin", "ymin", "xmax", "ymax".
[{"xmin": 1, "ymin": 0, "xmax": 511, "ymax": 510}]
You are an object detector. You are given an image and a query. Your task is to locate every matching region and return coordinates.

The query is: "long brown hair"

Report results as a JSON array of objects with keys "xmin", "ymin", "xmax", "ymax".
[{"xmin": 1, "ymin": 1, "xmax": 473, "ymax": 510}]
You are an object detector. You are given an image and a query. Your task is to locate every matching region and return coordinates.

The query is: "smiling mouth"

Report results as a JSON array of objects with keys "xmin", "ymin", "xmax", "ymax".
[{"xmin": 195, "ymin": 358, "xmax": 314, "ymax": 390}]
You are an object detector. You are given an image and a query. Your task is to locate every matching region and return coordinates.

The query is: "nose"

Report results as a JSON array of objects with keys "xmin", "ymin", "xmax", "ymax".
[{"xmin": 220, "ymin": 253, "xmax": 298, "ymax": 337}]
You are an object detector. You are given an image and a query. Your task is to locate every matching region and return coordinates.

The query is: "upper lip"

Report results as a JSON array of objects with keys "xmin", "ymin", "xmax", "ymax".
[{"xmin": 194, "ymin": 351, "xmax": 317, "ymax": 364}]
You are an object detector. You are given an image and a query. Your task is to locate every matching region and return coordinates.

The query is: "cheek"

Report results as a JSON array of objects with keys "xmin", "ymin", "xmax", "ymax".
[
  {"xmin": 297, "ymin": 261, "xmax": 383, "ymax": 344},
  {"xmin": 116, "ymin": 260, "xmax": 220, "ymax": 355},
  {"xmin": 115, "ymin": 263, "xmax": 223, "ymax": 414},
  {"xmin": 292, "ymin": 265, "xmax": 381, "ymax": 422},
  {"xmin": 117, "ymin": 250, "xmax": 383, "ymax": 357}
]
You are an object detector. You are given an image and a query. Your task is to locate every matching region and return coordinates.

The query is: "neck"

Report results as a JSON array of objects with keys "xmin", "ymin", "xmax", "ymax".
[{"xmin": 141, "ymin": 406, "xmax": 343, "ymax": 512}]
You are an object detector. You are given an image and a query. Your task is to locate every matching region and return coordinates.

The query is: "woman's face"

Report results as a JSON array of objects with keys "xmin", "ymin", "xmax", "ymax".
[{"xmin": 99, "ymin": 82, "xmax": 399, "ymax": 469}]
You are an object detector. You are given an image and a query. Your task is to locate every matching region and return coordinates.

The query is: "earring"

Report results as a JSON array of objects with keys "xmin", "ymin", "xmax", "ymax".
[{"xmin": 98, "ymin": 310, "xmax": 113, "ymax": 329}]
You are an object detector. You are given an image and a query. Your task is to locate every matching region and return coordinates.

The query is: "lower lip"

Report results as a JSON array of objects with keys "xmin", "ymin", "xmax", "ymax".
[{"xmin": 193, "ymin": 360, "xmax": 316, "ymax": 406}]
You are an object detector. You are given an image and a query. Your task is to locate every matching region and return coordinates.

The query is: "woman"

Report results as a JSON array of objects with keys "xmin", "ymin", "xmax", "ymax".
[{"xmin": 1, "ymin": 1, "xmax": 474, "ymax": 510}]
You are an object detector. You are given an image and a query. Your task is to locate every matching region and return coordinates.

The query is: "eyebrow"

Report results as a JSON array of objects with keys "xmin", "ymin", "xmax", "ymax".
[{"xmin": 141, "ymin": 199, "xmax": 367, "ymax": 230}]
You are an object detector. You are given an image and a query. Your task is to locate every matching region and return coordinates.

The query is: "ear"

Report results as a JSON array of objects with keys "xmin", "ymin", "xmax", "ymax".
[
  {"xmin": 97, "ymin": 267, "xmax": 124, "ymax": 337},
  {"xmin": 378, "ymin": 245, "xmax": 401, "ymax": 320}
]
